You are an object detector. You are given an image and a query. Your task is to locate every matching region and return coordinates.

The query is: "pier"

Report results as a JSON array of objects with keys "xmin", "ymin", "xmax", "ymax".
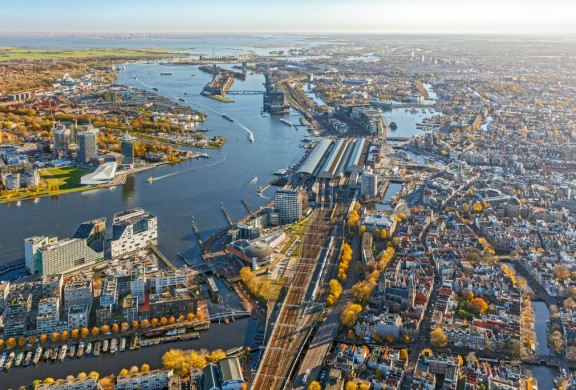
[
  {"xmin": 191, "ymin": 217, "xmax": 204, "ymax": 246},
  {"xmin": 241, "ymin": 199, "xmax": 253, "ymax": 213},
  {"xmin": 177, "ymin": 252, "xmax": 194, "ymax": 267},
  {"xmin": 221, "ymin": 204, "xmax": 233, "ymax": 226},
  {"xmin": 149, "ymin": 244, "xmax": 176, "ymax": 271}
]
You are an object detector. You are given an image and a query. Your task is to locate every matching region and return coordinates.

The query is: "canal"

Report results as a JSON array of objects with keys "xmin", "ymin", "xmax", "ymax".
[{"xmin": 524, "ymin": 301, "xmax": 557, "ymax": 389}]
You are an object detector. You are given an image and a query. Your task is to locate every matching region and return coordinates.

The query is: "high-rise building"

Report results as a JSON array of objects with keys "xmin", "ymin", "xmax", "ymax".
[
  {"xmin": 37, "ymin": 238, "xmax": 102, "ymax": 276},
  {"xmin": 274, "ymin": 189, "xmax": 303, "ymax": 223},
  {"xmin": 36, "ymin": 297, "xmax": 60, "ymax": 334},
  {"xmin": 25, "ymin": 236, "xmax": 51, "ymax": 274},
  {"xmin": 120, "ymin": 133, "xmax": 136, "ymax": 167},
  {"xmin": 361, "ymin": 171, "xmax": 378, "ymax": 198},
  {"xmin": 73, "ymin": 217, "xmax": 106, "ymax": 254},
  {"xmin": 76, "ymin": 129, "xmax": 98, "ymax": 163},
  {"xmin": 52, "ymin": 127, "xmax": 71, "ymax": 158},
  {"xmin": 111, "ymin": 208, "xmax": 158, "ymax": 257}
]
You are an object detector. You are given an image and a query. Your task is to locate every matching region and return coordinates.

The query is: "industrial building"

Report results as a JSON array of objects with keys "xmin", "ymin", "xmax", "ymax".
[{"xmin": 111, "ymin": 208, "xmax": 158, "ymax": 257}]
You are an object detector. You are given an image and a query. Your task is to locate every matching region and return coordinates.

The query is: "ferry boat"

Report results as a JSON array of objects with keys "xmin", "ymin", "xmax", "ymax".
[
  {"xmin": 273, "ymin": 168, "xmax": 287, "ymax": 176},
  {"xmin": 77, "ymin": 342, "xmax": 85, "ymax": 358},
  {"xmin": 33, "ymin": 347, "xmax": 43, "ymax": 366},
  {"xmin": 110, "ymin": 338, "xmax": 118, "ymax": 354},
  {"xmin": 0, "ymin": 352, "xmax": 6, "ymax": 370},
  {"xmin": 160, "ymin": 72, "xmax": 173, "ymax": 76},
  {"xmin": 199, "ymin": 153, "xmax": 210, "ymax": 158},
  {"xmin": 222, "ymin": 114, "xmax": 234, "ymax": 122},
  {"xmin": 119, "ymin": 338, "xmax": 126, "ymax": 352},
  {"xmin": 249, "ymin": 133, "xmax": 254, "ymax": 142},
  {"xmin": 68, "ymin": 344, "xmax": 76, "ymax": 358},
  {"xmin": 146, "ymin": 177, "xmax": 156, "ymax": 183},
  {"xmin": 102, "ymin": 339, "xmax": 109, "ymax": 353},
  {"xmin": 85, "ymin": 342, "xmax": 92, "ymax": 356},
  {"xmin": 94, "ymin": 341, "xmax": 101, "ymax": 356},
  {"xmin": 4, "ymin": 352, "xmax": 15, "ymax": 371},
  {"xmin": 280, "ymin": 118, "xmax": 293, "ymax": 126},
  {"xmin": 58, "ymin": 345, "xmax": 67, "ymax": 361},
  {"xmin": 51, "ymin": 346, "xmax": 59, "ymax": 361},
  {"xmin": 14, "ymin": 351, "xmax": 24, "ymax": 367}
]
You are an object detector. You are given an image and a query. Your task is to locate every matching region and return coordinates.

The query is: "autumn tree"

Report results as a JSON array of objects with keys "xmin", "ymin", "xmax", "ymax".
[
  {"xmin": 61, "ymin": 330, "xmax": 69, "ymax": 341},
  {"xmin": 141, "ymin": 364, "xmax": 150, "ymax": 373},
  {"xmin": 430, "ymin": 328, "xmax": 448, "ymax": 348},
  {"xmin": 169, "ymin": 316, "xmax": 176, "ymax": 325},
  {"xmin": 121, "ymin": 322, "xmax": 129, "ymax": 331},
  {"xmin": 91, "ymin": 327, "xmax": 99, "ymax": 336},
  {"xmin": 152, "ymin": 318, "xmax": 159, "ymax": 327},
  {"xmin": 345, "ymin": 382, "xmax": 358, "ymax": 390},
  {"xmin": 187, "ymin": 313, "xmax": 194, "ymax": 322},
  {"xmin": 0, "ymin": 340, "xmax": 4, "ymax": 350},
  {"xmin": 308, "ymin": 381, "xmax": 321, "ymax": 390},
  {"xmin": 132, "ymin": 321, "xmax": 139, "ymax": 331},
  {"xmin": 469, "ymin": 297, "xmax": 489, "ymax": 315},
  {"xmin": 196, "ymin": 312, "xmax": 204, "ymax": 320},
  {"xmin": 118, "ymin": 368, "xmax": 129, "ymax": 376},
  {"xmin": 29, "ymin": 335, "xmax": 37, "ymax": 344},
  {"xmin": 207, "ymin": 349, "xmax": 227, "ymax": 363},
  {"xmin": 77, "ymin": 372, "xmax": 87, "ymax": 378},
  {"xmin": 18, "ymin": 336, "xmax": 27, "ymax": 347},
  {"xmin": 111, "ymin": 323, "xmax": 119, "ymax": 333},
  {"xmin": 341, "ymin": 303, "xmax": 363, "ymax": 327},
  {"xmin": 40, "ymin": 334, "xmax": 48, "ymax": 344},
  {"xmin": 462, "ymin": 290, "xmax": 474, "ymax": 301},
  {"xmin": 101, "ymin": 325, "xmax": 110, "ymax": 334},
  {"xmin": 161, "ymin": 317, "xmax": 168, "ymax": 326},
  {"xmin": 88, "ymin": 371, "xmax": 99, "ymax": 379},
  {"xmin": 399, "ymin": 349, "xmax": 408, "ymax": 361},
  {"xmin": 6, "ymin": 337, "xmax": 16, "ymax": 349},
  {"xmin": 51, "ymin": 332, "xmax": 60, "ymax": 343},
  {"xmin": 81, "ymin": 328, "xmax": 89, "ymax": 338},
  {"xmin": 71, "ymin": 329, "xmax": 80, "ymax": 339},
  {"xmin": 141, "ymin": 319, "xmax": 151, "ymax": 329},
  {"xmin": 129, "ymin": 366, "xmax": 139, "ymax": 374}
]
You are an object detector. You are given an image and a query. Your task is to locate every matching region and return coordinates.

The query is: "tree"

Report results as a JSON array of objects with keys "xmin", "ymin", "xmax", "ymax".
[
  {"xmin": 141, "ymin": 364, "xmax": 150, "ymax": 373},
  {"xmin": 386, "ymin": 334, "xmax": 394, "ymax": 343},
  {"xmin": 462, "ymin": 290, "xmax": 474, "ymax": 301},
  {"xmin": 348, "ymin": 329, "xmax": 355, "ymax": 339},
  {"xmin": 101, "ymin": 325, "xmax": 110, "ymax": 334},
  {"xmin": 51, "ymin": 332, "xmax": 60, "ymax": 343},
  {"xmin": 359, "ymin": 385, "xmax": 370, "ymax": 390},
  {"xmin": 359, "ymin": 225, "xmax": 366, "ymax": 235},
  {"xmin": 345, "ymin": 382, "xmax": 358, "ymax": 390},
  {"xmin": 132, "ymin": 321, "xmax": 139, "ymax": 331},
  {"xmin": 161, "ymin": 317, "xmax": 168, "ymax": 326},
  {"xmin": 18, "ymin": 336, "xmax": 27, "ymax": 347},
  {"xmin": 121, "ymin": 322, "xmax": 129, "ymax": 331},
  {"xmin": 98, "ymin": 376, "xmax": 115, "ymax": 390},
  {"xmin": 88, "ymin": 371, "xmax": 99, "ymax": 379},
  {"xmin": 308, "ymin": 382, "xmax": 321, "ymax": 390},
  {"xmin": 6, "ymin": 337, "xmax": 16, "ymax": 349},
  {"xmin": 111, "ymin": 323, "xmax": 119, "ymax": 333},
  {"xmin": 40, "ymin": 334, "xmax": 48, "ymax": 344},
  {"xmin": 341, "ymin": 303, "xmax": 363, "ymax": 327},
  {"xmin": 61, "ymin": 330, "xmax": 69, "ymax": 341},
  {"xmin": 118, "ymin": 369, "xmax": 129, "ymax": 376},
  {"xmin": 430, "ymin": 328, "xmax": 448, "ymax": 348},
  {"xmin": 77, "ymin": 373, "xmax": 87, "ymax": 378},
  {"xmin": 141, "ymin": 319, "xmax": 151, "ymax": 329},
  {"xmin": 469, "ymin": 297, "xmax": 489, "ymax": 315},
  {"xmin": 29, "ymin": 335, "xmax": 37, "ymax": 344},
  {"xmin": 129, "ymin": 366, "xmax": 139, "ymax": 374},
  {"xmin": 71, "ymin": 329, "xmax": 80, "ymax": 339},
  {"xmin": 0, "ymin": 340, "xmax": 4, "ymax": 350},
  {"xmin": 187, "ymin": 313, "xmax": 194, "ymax": 322},
  {"xmin": 81, "ymin": 328, "xmax": 89, "ymax": 338},
  {"xmin": 152, "ymin": 318, "xmax": 159, "ymax": 327},
  {"xmin": 43, "ymin": 378, "xmax": 55, "ymax": 384},
  {"xmin": 564, "ymin": 297, "xmax": 576, "ymax": 309},
  {"xmin": 91, "ymin": 327, "xmax": 99, "ymax": 336},
  {"xmin": 169, "ymin": 316, "xmax": 176, "ymax": 325},
  {"xmin": 399, "ymin": 349, "xmax": 408, "ymax": 360},
  {"xmin": 178, "ymin": 315, "xmax": 185, "ymax": 323}
]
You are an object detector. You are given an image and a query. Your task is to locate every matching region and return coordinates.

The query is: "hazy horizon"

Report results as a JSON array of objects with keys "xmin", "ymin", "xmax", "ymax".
[{"xmin": 1, "ymin": 0, "xmax": 575, "ymax": 35}]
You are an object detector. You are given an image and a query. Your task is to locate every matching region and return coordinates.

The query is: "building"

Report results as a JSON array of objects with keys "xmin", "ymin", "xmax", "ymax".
[
  {"xmin": 3, "ymin": 293, "xmax": 32, "ymax": 337},
  {"xmin": 120, "ymin": 133, "xmax": 136, "ymax": 167},
  {"xmin": 64, "ymin": 280, "xmax": 93, "ymax": 312},
  {"xmin": 111, "ymin": 208, "xmax": 158, "ymax": 258},
  {"xmin": 122, "ymin": 296, "xmax": 139, "ymax": 323},
  {"xmin": 360, "ymin": 170, "xmax": 378, "ymax": 198},
  {"xmin": 274, "ymin": 189, "xmax": 303, "ymax": 223},
  {"xmin": 149, "ymin": 285, "xmax": 198, "ymax": 319},
  {"xmin": 73, "ymin": 217, "xmax": 106, "ymax": 254},
  {"xmin": 76, "ymin": 129, "xmax": 99, "ymax": 164},
  {"xmin": 100, "ymin": 277, "xmax": 117, "ymax": 307},
  {"xmin": 1, "ymin": 172, "xmax": 20, "ymax": 189},
  {"xmin": 68, "ymin": 304, "xmax": 90, "ymax": 329},
  {"xmin": 37, "ymin": 238, "xmax": 102, "ymax": 276},
  {"xmin": 129, "ymin": 264, "xmax": 146, "ymax": 304},
  {"xmin": 116, "ymin": 369, "xmax": 180, "ymax": 390},
  {"xmin": 21, "ymin": 168, "xmax": 41, "ymax": 187},
  {"xmin": 35, "ymin": 376, "xmax": 100, "ymax": 390},
  {"xmin": 80, "ymin": 162, "xmax": 117, "ymax": 185},
  {"xmin": 25, "ymin": 236, "xmax": 53, "ymax": 274},
  {"xmin": 202, "ymin": 356, "xmax": 245, "ymax": 390},
  {"xmin": 36, "ymin": 297, "xmax": 61, "ymax": 334},
  {"xmin": 52, "ymin": 126, "xmax": 71, "ymax": 158}
]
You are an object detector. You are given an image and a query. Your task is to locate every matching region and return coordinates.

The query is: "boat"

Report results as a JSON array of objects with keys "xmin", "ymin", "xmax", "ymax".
[
  {"xmin": 249, "ymin": 133, "xmax": 254, "ymax": 142},
  {"xmin": 58, "ymin": 345, "xmax": 67, "ymax": 361},
  {"xmin": 179, "ymin": 332, "xmax": 200, "ymax": 341},
  {"xmin": 224, "ymin": 316, "xmax": 230, "ymax": 324},
  {"xmin": 226, "ymin": 346, "xmax": 244, "ymax": 356},
  {"xmin": 4, "ymin": 352, "xmax": 15, "ymax": 371},
  {"xmin": 14, "ymin": 351, "xmax": 24, "ymax": 367},
  {"xmin": 68, "ymin": 344, "xmax": 76, "ymax": 358},
  {"xmin": 43, "ymin": 348, "xmax": 51, "ymax": 361},
  {"xmin": 77, "ymin": 342, "xmax": 85, "ymax": 358},
  {"xmin": 144, "ymin": 330, "xmax": 165, "ymax": 338},
  {"xmin": 102, "ymin": 339, "xmax": 109, "ymax": 353},
  {"xmin": 273, "ymin": 168, "xmax": 288, "ymax": 176},
  {"xmin": 194, "ymin": 323, "xmax": 210, "ymax": 331},
  {"xmin": 85, "ymin": 342, "xmax": 92, "ymax": 356},
  {"xmin": 166, "ymin": 329, "xmax": 178, "ymax": 337},
  {"xmin": 222, "ymin": 114, "xmax": 234, "ymax": 122},
  {"xmin": 0, "ymin": 352, "xmax": 6, "ymax": 370},
  {"xmin": 146, "ymin": 177, "xmax": 156, "ymax": 183},
  {"xmin": 199, "ymin": 153, "xmax": 210, "ymax": 158},
  {"xmin": 280, "ymin": 118, "xmax": 293, "ymax": 126},
  {"xmin": 152, "ymin": 87, "xmax": 159, "ymax": 91},
  {"xmin": 160, "ymin": 72, "xmax": 173, "ymax": 76},
  {"xmin": 179, "ymin": 98, "xmax": 185, "ymax": 102},
  {"xmin": 94, "ymin": 341, "xmax": 101, "ymax": 356},
  {"xmin": 33, "ymin": 347, "xmax": 42, "ymax": 366},
  {"xmin": 110, "ymin": 338, "xmax": 118, "ymax": 354},
  {"xmin": 51, "ymin": 346, "xmax": 58, "ymax": 361},
  {"xmin": 119, "ymin": 338, "xmax": 126, "ymax": 352},
  {"xmin": 190, "ymin": 74, "xmax": 195, "ymax": 76},
  {"xmin": 197, "ymin": 128, "xmax": 210, "ymax": 132}
]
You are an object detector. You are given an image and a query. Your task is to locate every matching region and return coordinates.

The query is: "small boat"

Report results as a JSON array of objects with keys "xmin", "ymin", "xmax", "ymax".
[
  {"xmin": 160, "ymin": 72, "xmax": 173, "ymax": 76},
  {"xmin": 58, "ymin": 345, "xmax": 67, "ymax": 361},
  {"xmin": 85, "ymin": 342, "xmax": 92, "ymax": 356},
  {"xmin": 166, "ymin": 329, "xmax": 178, "ymax": 337},
  {"xmin": 224, "ymin": 317, "xmax": 230, "ymax": 324},
  {"xmin": 51, "ymin": 346, "xmax": 58, "ymax": 361},
  {"xmin": 280, "ymin": 118, "xmax": 293, "ymax": 126},
  {"xmin": 222, "ymin": 114, "xmax": 234, "ymax": 122},
  {"xmin": 94, "ymin": 341, "xmax": 101, "ymax": 356},
  {"xmin": 33, "ymin": 347, "xmax": 42, "ymax": 366},
  {"xmin": 68, "ymin": 344, "xmax": 76, "ymax": 358},
  {"xmin": 43, "ymin": 348, "xmax": 51, "ymax": 361},
  {"xmin": 190, "ymin": 74, "xmax": 195, "ymax": 76},
  {"xmin": 152, "ymin": 87, "xmax": 159, "ymax": 91},
  {"xmin": 77, "ymin": 342, "xmax": 85, "ymax": 358},
  {"xmin": 110, "ymin": 338, "xmax": 118, "ymax": 354},
  {"xmin": 273, "ymin": 168, "xmax": 287, "ymax": 176},
  {"xmin": 146, "ymin": 177, "xmax": 155, "ymax": 183},
  {"xmin": 14, "ymin": 351, "xmax": 24, "ymax": 367},
  {"xmin": 0, "ymin": 352, "xmax": 7, "ymax": 370},
  {"xmin": 249, "ymin": 133, "xmax": 254, "ymax": 142},
  {"xmin": 199, "ymin": 153, "xmax": 210, "ymax": 158},
  {"xmin": 197, "ymin": 128, "xmax": 210, "ymax": 132},
  {"xmin": 119, "ymin": 338, "xmax": 126, "ymax": 352},
  {"xmin": 4, "ymin": 352, "xmax": 15, "ymax": 371},
  {"xmin": 102, "ymin": 339, "xmax": 109, "ymax": 353},
  {"xmin": 179, "ymin": 98, "xmax": 185, "ymax": 102}
]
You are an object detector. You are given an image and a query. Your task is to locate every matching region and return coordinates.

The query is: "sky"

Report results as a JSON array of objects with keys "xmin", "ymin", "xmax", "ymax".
[{"xmin": 1, "ymin": 0, "xmax": 575, "ymax": 35}]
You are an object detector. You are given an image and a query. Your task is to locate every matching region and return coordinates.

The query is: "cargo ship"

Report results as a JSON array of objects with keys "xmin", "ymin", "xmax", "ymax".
[
  {"xmin": 160, "ymin": 72, "xmax": 173, "ymax": 76},
  {"xmin": 222, "ymin": 114, "xmax": 234, "ymax": 122}
]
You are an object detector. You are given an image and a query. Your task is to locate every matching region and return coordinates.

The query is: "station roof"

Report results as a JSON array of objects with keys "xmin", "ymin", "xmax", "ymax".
[{"xmin": 296, "ymin": 138, "xmax": 332, "ymax": 176}]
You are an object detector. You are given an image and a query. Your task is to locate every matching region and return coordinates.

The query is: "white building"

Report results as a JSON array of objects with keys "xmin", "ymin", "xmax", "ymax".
[
  {"xmin": 80, "ymin": 161, "xmax": 117, "ymax": 185},
  {"xmin": 361, "ymin": 170, "xmax": 378, "ymax": 198},
  {"xmin": 25, "ymin": 235, "xmax": 52, "ymax": 274},
  {"xmin": 111, "ymin": 208, "xmax": 158, "ymax": 258},
  {"xmin": 67, "ymin": 304, "xmax": 90, "ymax": 329},
  {"xmin": 37, "ymin": 238, "xmax": 102, "ymax": 276},
  {"xmin": 36, "ymin": 297, "xmax": 60, "ymax": 334},
  {"xmin": 274, "ymin": 189, "xmax": 303, "ymax": 223},
  {"xmin": 115, "ymin": 369, "xmax": 180, "ymax": 390}
]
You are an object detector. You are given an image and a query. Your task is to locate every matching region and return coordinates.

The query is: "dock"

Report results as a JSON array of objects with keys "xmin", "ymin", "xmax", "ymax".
[
  {"xmin": 257, "ymin": 176, "xmax": 284, "ymax": 194},
  {"xmin": 177, "ymin": 252, "xmax": 194, "ymax": 267},
  {"xmin": 149, "ymin": 244, "xmax": 176, "ymax": 271},
  {"xmin": 241, "ymin": 199, "xmax": 253, "ymax": 213}
]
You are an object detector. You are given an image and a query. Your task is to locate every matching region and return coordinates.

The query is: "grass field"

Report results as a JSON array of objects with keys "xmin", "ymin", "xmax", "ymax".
[
  {"xmin": 0, "ymin": 47, "xmax": 185, "ymax": 61},
  {"xmin": 40, "ymin": 166, "xmax": 90, "ymax": 190}
]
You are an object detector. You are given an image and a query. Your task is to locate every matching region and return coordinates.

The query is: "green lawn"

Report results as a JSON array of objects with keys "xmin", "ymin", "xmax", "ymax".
[
  {"xmin": 40, "ymin": 166, "xmax": 91, "ymax": 190},
  {"xmin": 0, "ymin": 47, "xmax": 185, "ymax": 61}
]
